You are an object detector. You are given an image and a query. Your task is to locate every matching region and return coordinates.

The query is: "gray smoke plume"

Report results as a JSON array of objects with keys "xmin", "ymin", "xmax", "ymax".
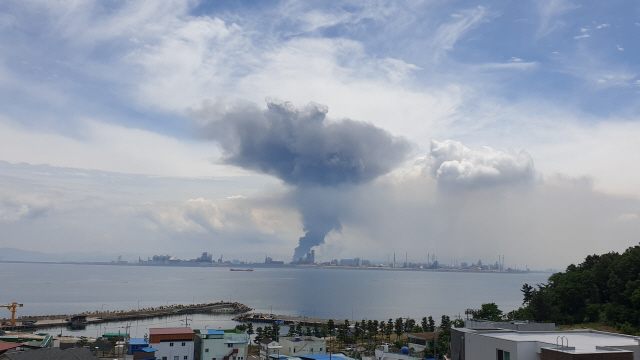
[{"xmin": 196, "ymin": 100, "xmax": 411, "ymax": 260}]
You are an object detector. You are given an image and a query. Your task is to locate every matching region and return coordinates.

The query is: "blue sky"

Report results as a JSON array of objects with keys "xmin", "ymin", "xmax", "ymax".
[{"xmin": 0, "ymin": 0, "xmax": 639, "ymax": 269}]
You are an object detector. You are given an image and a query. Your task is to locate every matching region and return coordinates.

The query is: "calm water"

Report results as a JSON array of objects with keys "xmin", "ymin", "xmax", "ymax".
[{"xmin": 0, "ymin": 262, "xmax": 550, "ymax": 337}]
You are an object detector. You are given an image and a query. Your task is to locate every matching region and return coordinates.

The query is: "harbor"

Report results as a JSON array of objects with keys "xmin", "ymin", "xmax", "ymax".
[{"xmin": 0, "ymin": 301, "xmax": 252, "ymax": 332}]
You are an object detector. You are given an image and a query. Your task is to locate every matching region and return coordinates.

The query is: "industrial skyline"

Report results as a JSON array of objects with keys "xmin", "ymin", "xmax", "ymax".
[{"xmin": 0, "ymin": 1, "xmax": 639, "ymax": 270}]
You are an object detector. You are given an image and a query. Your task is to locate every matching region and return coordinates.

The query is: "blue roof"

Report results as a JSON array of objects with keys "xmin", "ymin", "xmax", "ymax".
[
  {"xmin": 299, "ymin": 355, "xmax": 354, "ymax": 360},
  {"xmin": 130, "ymin": 338, "xmax": 148, "ymax": 345},
  {"xmin": 140, "ymin": 347, "xmax": 158, "ymax": 352},
  {"xmin": 202, "ymin": 329, "xmax": 225, "ymax": 335}
]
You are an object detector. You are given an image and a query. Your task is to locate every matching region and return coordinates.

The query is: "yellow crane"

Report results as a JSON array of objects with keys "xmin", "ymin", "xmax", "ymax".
[{"xmin": 1, "ymin": 302, "xmax": 23, "ymax": 326}]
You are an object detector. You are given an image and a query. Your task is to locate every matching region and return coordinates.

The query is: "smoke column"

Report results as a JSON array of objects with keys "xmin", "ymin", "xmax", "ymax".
[{"xmin": 197, "ymin": 100, "xmax": 411, "ymax": 260}]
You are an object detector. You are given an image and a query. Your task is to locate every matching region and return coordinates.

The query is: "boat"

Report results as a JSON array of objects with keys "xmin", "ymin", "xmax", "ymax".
[{"xmin": 230, "ymin": 268, "xmax": 253, "ymax": 271}]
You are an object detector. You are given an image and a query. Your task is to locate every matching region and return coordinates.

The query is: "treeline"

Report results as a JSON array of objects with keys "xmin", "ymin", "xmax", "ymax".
[
  {"xmin": 507, "ymin": 244, "xmax": 640, "ymax": 334},
  {"xmin": 237, "ymin": 315, "xmax": 462, "ymax": 359}
]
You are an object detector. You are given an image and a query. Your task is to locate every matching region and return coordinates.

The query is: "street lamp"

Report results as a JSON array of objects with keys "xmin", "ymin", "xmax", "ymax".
[
  {"xmin": 192, "ymin": 297, "xmax": 196, "ymax": 305},
  {"xmin": 101, "ymin": 304, "xmax": 106, "ymax": 319},
  {"xmin": 137, "ymin": 301, "xmax": 142, "ymax": 312}
]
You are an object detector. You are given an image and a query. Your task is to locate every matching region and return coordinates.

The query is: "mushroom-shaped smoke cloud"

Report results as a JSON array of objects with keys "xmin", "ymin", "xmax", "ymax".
[{"xmin": 197, "ymin": 100, "xmax": 411, "ymax": 261}]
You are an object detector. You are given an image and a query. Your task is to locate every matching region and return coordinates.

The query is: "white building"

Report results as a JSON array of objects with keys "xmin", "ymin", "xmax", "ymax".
[
  {"xmin": 279, "ymin": 337, "xmax": 327, "ymax": 357},
  {"xmin": 194, "ymin": 329, "xmax": 249, "ymax": 360},
  {"xmin": 149, "ymin": 327, "xmax": 195, "ymax": 360},
  {"xmin": 452, "ymin": 328, "xmax": 640, "ymax": 360},
  {"xmin": 259, "ymin": 338, "xmax": 282, "ymax": 360}
]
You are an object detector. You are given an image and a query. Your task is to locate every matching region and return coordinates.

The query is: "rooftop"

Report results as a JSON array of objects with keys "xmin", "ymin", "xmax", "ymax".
[
  {"xmin": 129, "ymin": 338, "xmax": 148, "ymax": 345},
  {"xmin": 149, "ymin": 327, "xmax": 194, "ymax": 335},
  {"xmin": 0, "ymin": 341, "xmax": 21, "ymax": 352},
  {"xmin": 471, "ymin": 329, "xmax": 640, "ymax": 354}
]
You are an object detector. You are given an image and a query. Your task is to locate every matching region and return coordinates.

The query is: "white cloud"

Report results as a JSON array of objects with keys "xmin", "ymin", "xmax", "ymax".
[
  {"xmin": 616, "ymin": 213, "xmax": 638, "ymax": 222},
  {"xmin": 476, "ymin": 61, "xmax": 540, "ymax": 71},
  {"xmin": 596, "ymin": 23, "xmax": 610, "ymax": 29},
  {"xmin": 425, "ymin": 140, "xmax": 538, "ymax": 189},
  {"xmin": 617, "ymin": 45, "xmax": 624, "ymax": 51},
  {"xmin": 0, "ymin": 195, "xmax": 52, "ymax": 223},
  {"xmin": 432, "ymin": 6, "xmax": 490, "ymax": 55},
  {"xmin": 535, "ymin": 0, "xmax": 580, "ymax": 37},
  {"xmin": 0, "ymin": 116, "xmax": 249, "ymax": 178}
]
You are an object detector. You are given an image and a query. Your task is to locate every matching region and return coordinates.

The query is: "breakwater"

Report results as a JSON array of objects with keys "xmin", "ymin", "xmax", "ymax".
[
  {"xmin": 1, "ymin": 302, "xmax": 252, "ymax": 331},
  {"xmin": 233, "ymin": 313, "xmax": 347, "ymax": 326}
]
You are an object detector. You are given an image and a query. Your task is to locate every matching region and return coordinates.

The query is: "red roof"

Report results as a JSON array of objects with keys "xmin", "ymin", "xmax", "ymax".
[
  {"xmin": 149, "ymin": 327, "xmax": 194, "ymax": 335},
  {"xmin": 0, "ymin": 341, "xmax": 21, "ymax": 352}
]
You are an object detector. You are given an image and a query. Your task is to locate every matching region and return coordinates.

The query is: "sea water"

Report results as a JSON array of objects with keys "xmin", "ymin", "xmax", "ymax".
[{"xmin": 0, "ymin": 262, "xmax": 550, "ymax": 338}]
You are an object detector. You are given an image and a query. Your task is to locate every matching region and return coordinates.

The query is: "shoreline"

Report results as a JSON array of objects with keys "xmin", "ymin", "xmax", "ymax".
[{"xmin": 0, "ymin": 302, "xmax": 251, "ymax": 332}]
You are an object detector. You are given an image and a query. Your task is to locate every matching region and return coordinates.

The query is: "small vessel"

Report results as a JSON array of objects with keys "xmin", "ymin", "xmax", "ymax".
[{"xmin": 230, "ymin": 268, "xmax": 253, "ymax": 271}]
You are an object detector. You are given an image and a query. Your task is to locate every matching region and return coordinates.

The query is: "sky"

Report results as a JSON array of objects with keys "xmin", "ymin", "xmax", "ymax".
[{"xmin": 0, "ymin": 0, "xmax": 639, "ymax": 270}]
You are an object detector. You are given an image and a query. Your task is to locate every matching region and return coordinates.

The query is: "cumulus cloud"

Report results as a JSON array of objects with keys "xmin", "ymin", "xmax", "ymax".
[
  {"xmin": 0, "ymin": 196, "xmax": 52, "ymax": 223},
  {"xmin": 425, "ymin": 139, "xmax": 537, "ymax": 189},
  {"xmin": 193, "ymin": 100, "xmax": 411, "ymax": 260}
]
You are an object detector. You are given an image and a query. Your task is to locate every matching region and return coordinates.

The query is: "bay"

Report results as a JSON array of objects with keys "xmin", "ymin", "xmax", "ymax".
[{"xmin": 0, "ymin": 262, "xmax": 550, "ymax": 338}]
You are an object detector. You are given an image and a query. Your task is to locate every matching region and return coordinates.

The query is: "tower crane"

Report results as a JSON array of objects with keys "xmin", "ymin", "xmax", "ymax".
[{"xmin": 1, "ymin": 302, "xmax": 23, "ymax": 326}]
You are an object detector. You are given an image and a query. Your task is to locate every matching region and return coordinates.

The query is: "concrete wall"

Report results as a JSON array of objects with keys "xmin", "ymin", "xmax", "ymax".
[
  {"xmin": 465, "ymin": 320, "xmax": 555, "ymax": 332},
  {"xmin": 463, "ymin": 332, "xmax": 525, "ymax": 360},
  {"xmin": 153, "ymin": 340, "xmax": 195, "ymax": 360},
  {"xmin": 280, "ymin": 337, "xmax": 326, "ymax": 356}
]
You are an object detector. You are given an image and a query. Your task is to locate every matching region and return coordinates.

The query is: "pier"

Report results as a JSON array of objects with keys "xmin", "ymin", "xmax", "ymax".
[
  {"xmin": 0, "ymin": 301, "xmax": 252, "ymax": 331},
  {"xmin": 233, "ymin": 313, "xmax": 347, "ymax": 326}
]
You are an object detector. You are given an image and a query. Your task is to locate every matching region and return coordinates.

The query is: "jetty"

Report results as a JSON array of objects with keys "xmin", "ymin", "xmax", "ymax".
[
  {"xmin": 1, "ymin": 301, "xmax": 252, "ymax": 331},
  {"xmin": 233, "ymin": 313, "xmax": 347, "ymax": 326}
]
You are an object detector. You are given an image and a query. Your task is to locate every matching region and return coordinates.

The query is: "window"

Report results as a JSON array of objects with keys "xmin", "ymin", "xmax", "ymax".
[
  {"xmin": 227, "ymin": 343, "xmax": 233, "ymax": 348},
  {"xmin": 497, "ymin": 349, "xmax": 510, "ymax": 360},
  {"xmin": 205, "ymin": 349, "xmax": 209, "ymax": 353},
  {"xmin": 174, "ymin": 356, "xmax": 179, "ymax": 360},
  {"xmin": 184, "ymin": 356, "xmax": 188, "ymax": 360},
  {"xmin": 162, "ymin": 357, "xmax": 167, "ymax": 360},
  {"xmin": 182, "ymin": 342, "xmax": 186, "ymax": 346},
  {"xmin": 170, "ymin": 342, "xmax": 174, "ymax": 347}
]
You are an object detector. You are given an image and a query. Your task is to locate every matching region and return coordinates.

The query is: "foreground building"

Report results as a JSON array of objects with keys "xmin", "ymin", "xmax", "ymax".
[
  {"xmin": 149, "ymin": 327, "xmax": 195, "ymax": 360},
  {"xmin": 194, "ymin": 329, "xmax": 248, "ymax": 360},
  {"xmin": 259, "ymin": 338, "xmax": 282, "ymax": 360},
  {"xmin": 451, "ymin": 327, "xmax": 640, "ymax": 360},
  {"xmin": 0, "ymin": 347, "xmax": 98, "ymax": 360},
  {"xmin": 279, "ymin": 337, "xmax": 326, "ymax": 357},
  {"xmin": 407, "ymin": 332, "xmax": 438, "ymax": 353}
]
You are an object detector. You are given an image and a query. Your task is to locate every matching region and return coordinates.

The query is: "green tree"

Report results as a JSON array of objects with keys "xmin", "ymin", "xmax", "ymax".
[
  {"xmin": 427, "ymin": 316, "xmax": 436, "ymax": 332},
  {"xmin": 272, "ymin": 323, "xmax": 281, "ymax": 341},
  {"xmin": 404, "ymin": 318, "xmax": 416, "ymax": 334},
  {"xmin": 327, "ymin": 319, "xmax": 335, "ymax": 337},
  {"xmin": 421, "ymin": 317, "xmax": 428, "ymax": 332},
  {"xmin": 247, "ymin": 322, "xmax": 254, "ymax": 337},
  {"xmin": 394, "ymin": 318, "xmax": 404, "ymax": 339},
  {"xmin": 385, "ymin": 319, "xmax": 393, "ymax": 342},
  {"xmin": 287, "ymin": 326, "xmax": 297, "ymax": 337},
  {"xmin": 474, "ymin": 303, "xmax": 503, "ymax": 321}
]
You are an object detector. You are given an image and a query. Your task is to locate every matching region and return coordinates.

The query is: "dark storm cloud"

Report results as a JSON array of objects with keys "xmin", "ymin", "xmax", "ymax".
[
  {"xmin": 195, "ymin": 100, "xmax": 411, "ymax": 260},
  {"xmin": 199, "ymin": 100, "xmax": 411, "ymax": 186}
]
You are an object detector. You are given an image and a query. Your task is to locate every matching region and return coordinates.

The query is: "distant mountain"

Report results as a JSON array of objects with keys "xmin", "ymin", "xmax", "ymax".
[{"xmin": 0, "ymin": 248, "xmax": 143, "ymax": 263}]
